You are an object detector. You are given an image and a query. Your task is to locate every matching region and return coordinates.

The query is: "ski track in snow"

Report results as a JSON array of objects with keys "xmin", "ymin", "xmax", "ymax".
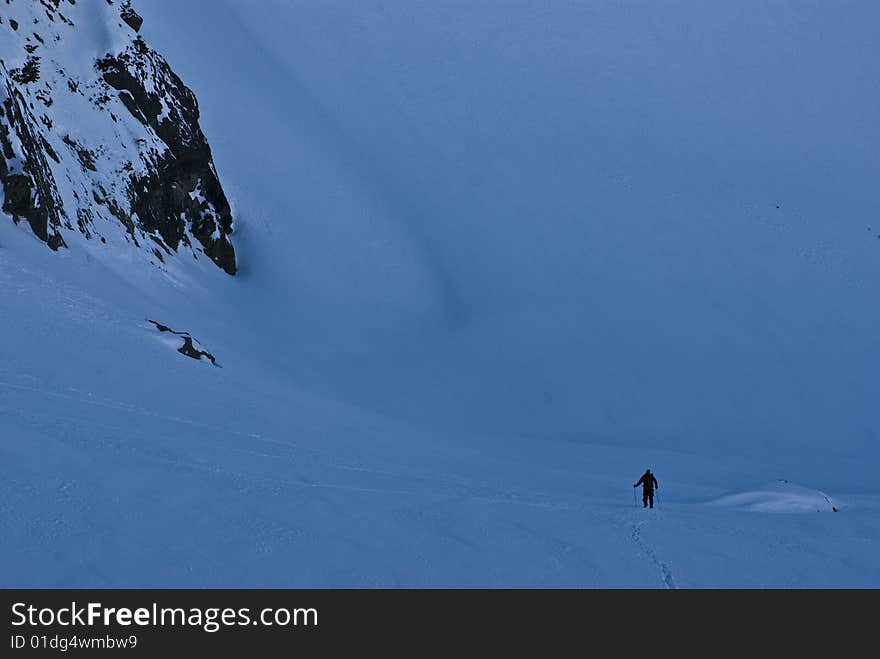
[{"xmin": 631, "ymin": 520, "xmax": 677, "ymax": 590}]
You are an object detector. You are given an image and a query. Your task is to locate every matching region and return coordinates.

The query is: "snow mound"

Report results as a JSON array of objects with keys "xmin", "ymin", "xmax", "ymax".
[{"xmin": 710, "ymin": 480, "xmax": 839, "ymax": 513}]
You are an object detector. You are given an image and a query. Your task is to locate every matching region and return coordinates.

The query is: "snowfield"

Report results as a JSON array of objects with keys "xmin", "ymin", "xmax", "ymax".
[{"xmin": 2, "ymin": 0, "xmax": 879, "ymax": 587}]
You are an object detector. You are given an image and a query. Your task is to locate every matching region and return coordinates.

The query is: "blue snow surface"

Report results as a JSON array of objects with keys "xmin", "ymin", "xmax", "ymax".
[{"xmin": 2, "ymin": 0, "xmax": 879, "ymax": 587}]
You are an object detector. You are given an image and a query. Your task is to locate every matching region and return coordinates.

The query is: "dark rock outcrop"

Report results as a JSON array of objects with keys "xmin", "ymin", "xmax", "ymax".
[
  {"xmin": 0, "ymin": 0, "xmax": 237, "ymax": 274},
  {"xmin": 0, "ymin": 76, "xmax": 67, "ymax": 250},
  {"xmin": 95, "ymin": 39, "xmax": 236, "ymax": 274},
  {"xmin": 120, "ymin": 2, "xmax": 144, "ymax": 33},
  {"xmin": 148, "ymin": 319, "xmax": 219, "ymax": 366}
]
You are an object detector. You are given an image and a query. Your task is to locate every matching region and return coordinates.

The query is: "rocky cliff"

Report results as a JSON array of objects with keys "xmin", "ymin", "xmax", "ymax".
[{"xmin": 0, "ymin": 0, "xmax": 236, "ymax": 274}]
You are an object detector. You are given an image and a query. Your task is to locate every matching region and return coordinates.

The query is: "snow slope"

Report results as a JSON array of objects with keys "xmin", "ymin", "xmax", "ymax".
[
  {"xmin": 2, "ymin": 1, "xmax": 879, "ymax": 587},
  {"xmin": 138, "ymin": 0, "xmax": 879, "ymax": 455}
]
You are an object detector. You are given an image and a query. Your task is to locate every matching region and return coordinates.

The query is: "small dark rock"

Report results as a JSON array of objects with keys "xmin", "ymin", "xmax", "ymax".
[
  {"xmin": 120, "ymin": 2, "xmax": 143, "ymax": 32},
  {"xmin": 63, "ymin": 134, "xmax": 97, "ymax": 171},
  {"xmin": 147, "ymin": 319, "xmax": 219, "ymax": 366},
  {"xmin": 10, "ymin": 56, "xmax": 41, "ymax": 84},
  {"xmin": 41, "ymin": 136, "xmax": 60, "ymax": 163},
  {"xmin": 178, "ymin": 336, "xmax": 217, "ymax": 365}
]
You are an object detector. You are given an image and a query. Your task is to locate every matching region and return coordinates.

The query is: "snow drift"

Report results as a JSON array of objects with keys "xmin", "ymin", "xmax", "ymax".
[{"xmin": 710, "ymin": 481, "xmax": 839, "ymax": 514}]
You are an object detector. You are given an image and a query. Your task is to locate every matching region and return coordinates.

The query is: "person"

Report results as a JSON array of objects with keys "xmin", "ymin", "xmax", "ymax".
[{"xmin": 633, "ymin": 469, "xmax": 659, "ymax": 508}]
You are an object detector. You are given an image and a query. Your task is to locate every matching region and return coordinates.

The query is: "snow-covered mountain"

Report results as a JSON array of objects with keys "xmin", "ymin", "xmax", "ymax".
[
  {"xmin": 1, "ymin": 1, "xmax": 879, "ymax": 587},
  {"xmin": 1, "ymin": 0, "xmax": 235, "ymax": 273}
]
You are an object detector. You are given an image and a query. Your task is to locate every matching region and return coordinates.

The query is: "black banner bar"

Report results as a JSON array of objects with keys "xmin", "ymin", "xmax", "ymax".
[{"xmin": 1, "ymin": 589, "xmax": 871, "ymax": 654}]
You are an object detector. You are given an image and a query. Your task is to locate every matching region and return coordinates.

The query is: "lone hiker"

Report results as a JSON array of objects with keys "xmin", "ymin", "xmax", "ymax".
[{"xmin": 633, "ymin": 469, "xmax": 659, "ymax": 508}]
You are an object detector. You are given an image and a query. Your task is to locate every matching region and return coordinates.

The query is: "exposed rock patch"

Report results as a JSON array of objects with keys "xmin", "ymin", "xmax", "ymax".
[{"xmin": 147, "ymin": 319, "xmax": 219, "ymax": 366}]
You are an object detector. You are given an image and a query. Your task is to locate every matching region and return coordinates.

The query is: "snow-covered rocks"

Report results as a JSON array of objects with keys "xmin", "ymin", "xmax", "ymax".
[
  {"xmin": 148, "ymin": 319, "xmax": 219, "ymax": 366},
  {"xmin": 0, "ymin": 0, "xmax": 236, "ymax": 274}
]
